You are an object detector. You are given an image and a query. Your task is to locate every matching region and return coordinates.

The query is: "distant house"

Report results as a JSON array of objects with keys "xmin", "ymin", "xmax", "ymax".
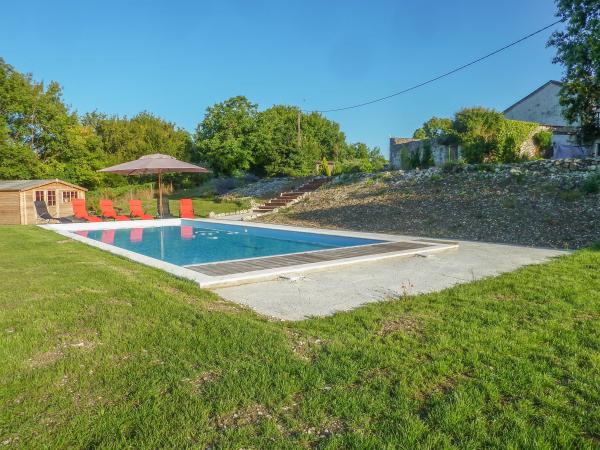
[
  {"xmin": 504, "ymin": 80, "xmax": 599, "ymax": 156},
  {"xmin": 503, "ymin": 80, "xmax": 567, "ymax": 127},
  {"xmin": 390, "ymin": 80, "xmax": 599, "ymax": 169},
  {"xmin": 0, "ymin": 179, "xmax": 87, "ymax": 225}
]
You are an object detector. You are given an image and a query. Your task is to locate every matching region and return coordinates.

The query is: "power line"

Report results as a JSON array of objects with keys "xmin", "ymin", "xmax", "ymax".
[{"xmin": 305, "ymin": 19, "xmax": 563, "ymax": 113}]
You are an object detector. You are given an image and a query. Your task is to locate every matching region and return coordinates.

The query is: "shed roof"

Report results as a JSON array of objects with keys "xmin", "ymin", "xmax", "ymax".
[{"xmin": 0, "ymin": 179, "xmax": 87, "ymax": 192}]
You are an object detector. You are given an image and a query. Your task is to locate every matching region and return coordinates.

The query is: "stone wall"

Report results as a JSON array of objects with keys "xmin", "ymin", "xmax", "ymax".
[
  {"xmin": 389, "ymin": 137, "xmax": 461, "ymax": 169},
  {"xmin": 339, "ymin": 157, "xmax": 600, "ymax": 187}
]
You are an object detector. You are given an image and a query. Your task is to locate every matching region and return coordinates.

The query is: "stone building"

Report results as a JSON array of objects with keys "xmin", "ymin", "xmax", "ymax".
[
  {"xmin": 389, "ymin": 138, "xmax": 459, "ymax": 170},
  {"xmin": 390, "ymin": 80, "xmax": 599, "ymax": 169},
  {"xmin": 504, "ymin": 80, "xmax": 599, "ymax": 156}
]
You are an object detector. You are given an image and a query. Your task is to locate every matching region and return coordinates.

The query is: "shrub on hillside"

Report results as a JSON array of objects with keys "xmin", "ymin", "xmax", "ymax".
[
  {"xmin": 441, "ymin": 159, "xmax": 466, "ymax": 173},
  {"xmin": 533, "ymin": 130, "xmax": 553, "ymax": 158},
  {"xmin": 582, "ymin": 173, "xmax": 600, "ymax": 194}
]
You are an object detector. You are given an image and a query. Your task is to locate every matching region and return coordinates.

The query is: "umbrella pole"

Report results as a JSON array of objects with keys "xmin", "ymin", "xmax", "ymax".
[{"xmin": 158, "ymin": 171, "xmax": 163, "ymax": 218}]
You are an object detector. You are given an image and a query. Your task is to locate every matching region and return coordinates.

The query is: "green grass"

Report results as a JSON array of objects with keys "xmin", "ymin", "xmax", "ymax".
[
  {"xmin": 112, "ymin": 196, "xmax": 250, "ymax": 218},
  {"xmin": 0, "ymin": 227, "xmax": 599, "ymax": 448}
]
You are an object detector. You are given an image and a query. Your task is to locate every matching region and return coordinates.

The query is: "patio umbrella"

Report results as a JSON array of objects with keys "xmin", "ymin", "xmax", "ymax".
[{"xmin": 99, "ymin": 153, "xmax": 210, "ymax": 218}]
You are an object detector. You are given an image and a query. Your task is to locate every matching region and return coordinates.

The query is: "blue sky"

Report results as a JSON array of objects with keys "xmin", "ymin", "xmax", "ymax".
[{"xmin": 0, "ymin": 0, "xmax": 563, "ymax": 158}]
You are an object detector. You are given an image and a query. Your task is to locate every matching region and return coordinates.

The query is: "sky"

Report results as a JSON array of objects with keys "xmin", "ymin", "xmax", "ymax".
[{"xmin": 0, "ymin": 0, "xmax": 563, "ymax": 158}]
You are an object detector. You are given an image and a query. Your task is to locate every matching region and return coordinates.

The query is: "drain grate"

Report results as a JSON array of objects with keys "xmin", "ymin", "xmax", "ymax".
[{"xmin": 186, "ymin": 241, "xmax": 431, "ymax": 276}]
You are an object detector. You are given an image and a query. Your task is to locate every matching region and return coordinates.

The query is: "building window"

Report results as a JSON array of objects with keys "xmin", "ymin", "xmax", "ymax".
[
  {"xmin": 62, "ymin": 191, "xmax": 77, "ymax": 202},
  {"xmin": 47, "ymin": 190, "xmax": 56, "ymax": 206},
  {"xmin": 35, "ymin": 191, "xmax": 45, "ymax": 202}
]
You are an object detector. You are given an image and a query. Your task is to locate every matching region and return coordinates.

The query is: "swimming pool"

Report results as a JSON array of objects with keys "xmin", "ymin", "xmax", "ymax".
[
  {"xmin": 43, "ymin": 219, "xmax": 456, "ymax": 288},
  {"xmin": 76, "ymin": 221, "xmax": 384, "ymax": 266}
]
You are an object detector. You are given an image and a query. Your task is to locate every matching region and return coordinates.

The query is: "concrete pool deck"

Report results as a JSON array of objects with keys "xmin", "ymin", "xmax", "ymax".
[
  {"xmin": 213, "ymin": 238, "xmax": 567, "ymax": 320},
  {"xmin": 41, "ymin": 219, "xmax": 566, "ymax": 321}
]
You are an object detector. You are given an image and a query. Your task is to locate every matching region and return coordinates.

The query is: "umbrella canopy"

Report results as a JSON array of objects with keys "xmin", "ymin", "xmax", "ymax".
[
  {"xmin": 99, "ymin": 153, "xmax": 210, "ymax": 175},
  {"xmin": 99, "ymin": 154, "xmax": 210, "ymax": 218}
]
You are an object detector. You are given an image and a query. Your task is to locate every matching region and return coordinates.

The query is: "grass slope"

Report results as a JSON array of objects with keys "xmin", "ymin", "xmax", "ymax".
[{"xmin": 0, "ymin": 226, "xmax": 598, "ymax": 448}]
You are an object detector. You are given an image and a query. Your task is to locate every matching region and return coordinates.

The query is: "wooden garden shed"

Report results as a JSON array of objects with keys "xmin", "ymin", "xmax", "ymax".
[{"xmin": 0, "ymin": 179, "xmax": 87, "ymax": 225}]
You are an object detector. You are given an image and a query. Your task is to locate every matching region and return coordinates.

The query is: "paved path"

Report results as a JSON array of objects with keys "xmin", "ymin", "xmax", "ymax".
[{"xmin": 213, "ymin": 238, "xmax": 566, "ymax": 320}]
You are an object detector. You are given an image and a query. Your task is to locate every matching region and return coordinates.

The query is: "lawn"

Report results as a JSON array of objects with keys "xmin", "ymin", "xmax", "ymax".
[
  {"xmin": 0, "ymin": 226, "xmax": 598, "ymax": 448},
  {"xmin": 86, "ymin": 187, "xmax": 250, "ymax": 218}
]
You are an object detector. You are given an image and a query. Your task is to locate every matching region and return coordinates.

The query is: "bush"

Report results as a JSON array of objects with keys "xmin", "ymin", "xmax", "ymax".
[
  {"xmin": 338, "ymin": 159, "xmax": 373, "ymax": 174},
  {"xmin": 441, "ymin": 159, "xmax": 466, "ymax": 173},
  {"xmin": 495, "ymin": 120, "xmax": 539, "ymax": 163},
  {"xmin": 320, "ymin": 157, "xmax": 332, "ymax": 176},
  {"xmin": 474, "ymin": 163, "xmax": 495, "ymax": 172},
  {"xmin": 420, "ymin": 143, "xmax": 434, "ymax": 168},
  {"xmin": 582, "ymin": 173, "xmax": 600, "ymax": 194},
  {"xmin": 533, "ymin": 130, "xmax": 553, "ymax": 158},
  {"xmin": 430, "ymin": 107, "xmax": 540, "ymax": 164}
]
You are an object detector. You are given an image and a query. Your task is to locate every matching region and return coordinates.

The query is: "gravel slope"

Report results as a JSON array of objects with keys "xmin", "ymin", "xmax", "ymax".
[{"xmin": 258, "ymin": 169, "xmax": 600, "ymax": 249}]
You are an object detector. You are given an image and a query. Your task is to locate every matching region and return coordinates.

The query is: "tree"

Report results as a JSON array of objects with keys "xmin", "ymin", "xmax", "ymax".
[
  {"xmin": 193, "ymin": 96, "xmax": 257, "ymax": 176},
  {"xmin": 452, "ymin": 107, "xmax": 504, "ymax": 163},
  {"xmin": 412, "ymin": 117, "xmax": 453, "ymax": 142},
  {"xmin": 300, "ymin": 112, "xmax": 347, "ymax": 161},
  {"xmin": 0, "ymin": 58, "xmax": 79, "ymax": 179},
  {"xmin": 251, "ymin": 105, "xmax": 313, "ymax": 176},
  {"xmin": 548, "ymin": 0, "xmax": 600, "ymax": 142}
]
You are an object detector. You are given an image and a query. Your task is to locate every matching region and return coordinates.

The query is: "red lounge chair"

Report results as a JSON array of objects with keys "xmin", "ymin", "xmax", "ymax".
[
  {"xmin": 101, "ymin": 229, "xmax": 115, "ymax": 244},
  {"xmin": 180, "ymin": 225, "xmax": 193, "ymax": 240},
  {"xmin": 179, "ymin": 198, "xmax": 195, "ymax": 219},
  {"xmin": 130, "ymin": 228, "xmax": 144, "ymax": 242},
  {"xmin": 129, "ymin": 200, "xmax": 154, "ymax": 220},
  {"xmin": 99, "ymin": 200, "xmax": 129, "ymax": 221},
  {"xmin": 72, "ymin": 199, "xmax": 102, "ymax": 222}
]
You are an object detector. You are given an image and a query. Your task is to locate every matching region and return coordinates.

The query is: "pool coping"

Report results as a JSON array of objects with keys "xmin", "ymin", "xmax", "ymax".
[{"xmin": 41, "ymin": 219, "xmax": 458, "ymax": 288}]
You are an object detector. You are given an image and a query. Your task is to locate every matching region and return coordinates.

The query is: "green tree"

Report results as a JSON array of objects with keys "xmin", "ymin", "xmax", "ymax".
[
  {"xmin": 300, "ymin": 112, "xmax": 347, "ymax": 161},
  {"xmin": 0, "ymin": 58, "xmax": 76, "ymax": 177},
  {"xmin": 82, "ymin": 111, "xmax": 194, "ymax": 187},
  {"xmin": 251, "ymin": 105, "xmax": 313, "ymax": 176},
  {"xmin": 193, "ymin": 96, "xmax": 257, "ymax": 176},
  {"xmin": 548, "ymin": 0, "xmax": 600, "ymax": 142},
  {"xmin": 336, "ymin": 143, "xmax": 386, "ymax": 173},
  {"xmin": 83, "ymin": 111, "xmax": 193, "ymax": 162},
  {"xmin": 453, "ymin": 107, "xmax": 504, "ymax": 163},
  {"xmin": 412, "ymin": 117, "xmax": 453, "ymax": 142}
]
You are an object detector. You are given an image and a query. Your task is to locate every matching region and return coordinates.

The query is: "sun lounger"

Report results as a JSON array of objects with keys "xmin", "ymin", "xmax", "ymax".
[
  {"xmin": 179, "ymin": 198, "xmax": 195, "ymax": 219},
  {"xmin": 34, "ymin": 200, "xmax": 74, "ymax": 224},
  {"xmin": 99, "ymin": 200, "xmax": 129, "ymax": 221},
  {"xmin": 129, "ymin": 200, "xmax": 154, "ymax": 220},
  {"xmin": 72, "ymin": 199, "xmax": 103, "ymax": 222}
]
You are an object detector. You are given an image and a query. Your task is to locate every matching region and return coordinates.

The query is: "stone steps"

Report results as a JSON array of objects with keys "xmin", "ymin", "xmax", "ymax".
[{"xmin": 252, "ymin": 177, "xmax": 329, "ymax": 214}]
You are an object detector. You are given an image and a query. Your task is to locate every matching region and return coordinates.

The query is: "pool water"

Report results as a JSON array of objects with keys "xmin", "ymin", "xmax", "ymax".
[{"xmin": 77, "ymin": 222, "xmax": 383, "ymax": 266}]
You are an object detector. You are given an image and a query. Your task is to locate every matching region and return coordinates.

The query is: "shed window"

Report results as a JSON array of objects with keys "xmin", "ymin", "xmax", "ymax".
[
  {"xmin": 62, "ymin": 191, "xmax": 77, "ymax": 202},
  {"xmin": 47, "ymin": 190, "xmax": 56, "ymax": 206},
  {"xmin": 35, "ymin": 191, "xmax": 45, "ymax": 202}
]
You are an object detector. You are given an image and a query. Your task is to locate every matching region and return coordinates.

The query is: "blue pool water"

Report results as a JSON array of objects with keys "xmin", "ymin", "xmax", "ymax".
[{"xmin": 76, "ymin": 221, "xmax": 383, "ymax": 266}]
